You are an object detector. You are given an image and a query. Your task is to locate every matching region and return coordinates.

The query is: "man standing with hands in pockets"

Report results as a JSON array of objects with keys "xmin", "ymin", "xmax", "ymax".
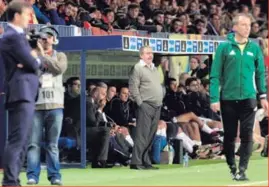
[
  {"xmin": 210, "ymin": 13, "xmax": 268, "ymax": 181},
  {"xmin": 129, "ymin": 46, "xmax": 164, "ymax": 170}
]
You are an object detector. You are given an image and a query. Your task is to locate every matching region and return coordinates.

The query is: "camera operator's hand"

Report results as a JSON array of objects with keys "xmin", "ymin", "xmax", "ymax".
[{"xmin": 36, "ymin": 41, "xmax": 45, "ymax": 57}]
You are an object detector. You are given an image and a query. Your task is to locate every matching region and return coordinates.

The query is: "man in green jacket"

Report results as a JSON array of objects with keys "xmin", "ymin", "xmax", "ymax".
[{"xmin": 210, "ymin": 13, "xmax": 268, "ymax": 181}]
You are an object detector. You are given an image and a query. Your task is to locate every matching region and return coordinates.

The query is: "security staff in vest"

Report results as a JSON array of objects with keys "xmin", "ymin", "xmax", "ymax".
[
  {"xmin": 210, "ymin": 13, "xmax": 268, "ymax": 181},
  {"xmin": 128, "ymin": 46, "xmax": 163, "ymax": 170},
  {"xmin": 26, "ymin": 26, "xmax": 67, "ymax": 186}
]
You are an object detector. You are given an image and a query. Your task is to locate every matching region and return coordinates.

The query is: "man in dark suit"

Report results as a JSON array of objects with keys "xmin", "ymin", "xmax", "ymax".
[
  {"xmin": 86, "ymin": 82, "xmax": 111, "ymax": 168},
  {"xmin": 0, "ymin": 1, "xmax": 45, "ymax": 186}
]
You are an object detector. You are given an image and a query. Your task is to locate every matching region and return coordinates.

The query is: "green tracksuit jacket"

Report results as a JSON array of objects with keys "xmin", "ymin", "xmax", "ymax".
[{"xmin": 210, "ymin": 33, "xmax": 267, "ymax": 103}]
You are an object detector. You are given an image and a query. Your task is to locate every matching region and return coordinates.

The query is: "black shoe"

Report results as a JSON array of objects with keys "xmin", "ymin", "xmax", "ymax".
[
  {"xmin": 189, "ymin": 145, "xmax": 199, "ymax": 159},
  {"xmin": 114, "ymin": 149, "xmax": 131, "ymax": 166},
  {"xmin": 144, "ymin": 165, "xmax": 159, "ymax": 170},
  {"xmin": 130, "ymin": 164, "xmax": 145, "ymax": 170},
  {"xmin": 229, "ymin": 165, "xmax": 237, "ymax": 180},
  {"xmin": 235, "ymin": 172, "xmax": 249, "ymax": 181},
  {"xmin": 92, "ymin": 161, "xmax": 114, "ymax": 168}
]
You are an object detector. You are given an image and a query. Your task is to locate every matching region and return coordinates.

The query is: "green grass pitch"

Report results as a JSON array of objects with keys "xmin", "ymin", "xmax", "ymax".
[{"xmin": 0, "ymin": 153, "xmax": 267, "ymax": 186}]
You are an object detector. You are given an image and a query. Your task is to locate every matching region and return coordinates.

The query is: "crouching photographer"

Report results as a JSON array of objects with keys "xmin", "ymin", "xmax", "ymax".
[{"xmin": 26, "ymin": 26, "xmax": 68, "ymax": 185}]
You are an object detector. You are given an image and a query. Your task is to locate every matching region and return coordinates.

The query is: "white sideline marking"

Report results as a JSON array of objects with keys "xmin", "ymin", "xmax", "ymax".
[{"xmin": 228, "ymin": 180, "xmax": 268, "ymax": 186}]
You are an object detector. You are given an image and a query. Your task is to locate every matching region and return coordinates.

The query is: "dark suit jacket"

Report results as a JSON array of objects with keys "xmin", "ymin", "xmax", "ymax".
[
  {"xmin": 86, "ymin": 97, "xmax": 111, "ymax": 128},
  {"xmin": 107, "ymin": 97, "xmax": 136, "ymax": 126},
  {"xmin": 0, "ymin": 26, "xmax": 41, "ymax": 105}
]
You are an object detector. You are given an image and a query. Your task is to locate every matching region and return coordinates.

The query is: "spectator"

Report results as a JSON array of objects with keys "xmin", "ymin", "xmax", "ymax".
[
  {"xmin": 207, "ymin": 14, "xmax": 221, "ymax": 36},
  {"xmin": 209, "ymin": 3, "xmax": 218, "ymax": 15},
  {"xmin": 164, "ymin": 11, "xmax": 174, "ymax": 32},
  {"xmin": 119, "ymin": 3, "xmax": 161, "ymax": 32},
  {"xmin": 160, "ymin": 0, "xmax": 170, "ymax": 12},
  {"xmin": 249, "ymin": 22, "xmax": 260, "ymax": 38},
  {"xmin": 188, "ymin": 19, "xmax": 207, "ymax": 35},
  {"xmin": 185, "ymin": 77, "xmax": 221, "ymax": 122},
  {"xmin": 106, "ymin": 87, "xmax": 136, "ymax": 133},
  {"xmin": 221, "ymin": 5, "xmax": 238, "ymax": 31},
  {"xmin": 26, "ymin": 0, "xmax": 38, "ymax": 24},
  {"xmin": 48, "ymin": 1, "xmax": 79, "ymax": 26},
  {"xmin": 87, "ymin": 82, "xmax": 96, "ymax": 95},
  {"xmin": 107, "ymin": 85, "xmax": 117, "ymax": 102},
  {"xmin": 64, "ymin": 77, "xmax": 80, "ymax": 121},
  {"xmin": 179, "ymin": 72, "xmax": 191, "ymax": 89},
  {"xmin": 33, "ymin": 0, "xmax": 50, "ymax": 24},
  {"xmin": 137, "ymin": 12, "xmax": 145, "ymax": 26},
  {"xmin": 239, "ymin": 4, "xmax": 249, "ymax": 14},
  {"xmin": 177, "ymin": 12, "xmax": 188, "ymax": 33},
  {"xmin": 188, "ymin": 57, "xmax": 209, "ymax": 79},
  {"xmin": 187, "ymin": 1, "xmax": 200, "ymax": 16},
  {"xmin": 62, "ymin": 77, "xmax": 81, "ymax": 148},
  {"xmin": 102, "ymin": 8, "xmax": 115, "ymax": 29},
  {"xmin": 152, "ymin": 10, "xmax": 166, "ymax": 32},
  {"xmin": 251, "ymin": 4, "xmax": 266, "ymax": 24},
  {"xmin": 170, "ymin": 18, "xmax": 183, "ymax": 34}
]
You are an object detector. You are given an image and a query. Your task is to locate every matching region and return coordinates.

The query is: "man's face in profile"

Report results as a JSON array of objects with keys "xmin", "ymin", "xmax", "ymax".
[
  {"xmin": 119, "ymin": 88, "xmax": 129, "ymax": 102},
  {"xmin": 16, "ymin": 7, "xmax": 31, "ymax": 29},
  {"xmin": 98, "ymin": 87, "xmax": 107, "ymax": 102},
  {"xmin": 70, "ymin": 80, "xmax": 81, "ymax": 96}
]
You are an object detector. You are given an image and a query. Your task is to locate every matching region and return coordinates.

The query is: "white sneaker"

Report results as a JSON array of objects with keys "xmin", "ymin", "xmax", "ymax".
[
  {"xmin": 27, "ymin": 178, "xmax": 37, "ymax": 185},
  {"xmin": 51, "ymin": 179, "xmax": 63, "ymax": 186}
]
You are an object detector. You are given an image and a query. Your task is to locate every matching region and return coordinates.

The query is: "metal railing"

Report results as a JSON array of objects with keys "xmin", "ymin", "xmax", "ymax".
[{"xmin": 0, "ymin": 22, "xmax": 261, "ymax": 45}]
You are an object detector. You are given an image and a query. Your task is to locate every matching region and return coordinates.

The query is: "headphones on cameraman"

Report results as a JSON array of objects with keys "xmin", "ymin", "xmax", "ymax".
[{"xmin": 39, "ymin": 25, "xmax": 60, "ymax": 45}]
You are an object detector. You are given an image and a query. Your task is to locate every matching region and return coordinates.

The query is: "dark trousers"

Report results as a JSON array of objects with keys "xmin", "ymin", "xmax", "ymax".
[
  {"xmin": 87, "ymin": 126, "xmax": 110, "ymax": 162},
  {"xmin": 131, "ymin": 102, "xmax": 161, "ymax": 166},
  {"xmin": 221, "ymin": 99, "xmax": 257, "ymax": 172},
  {"xmin": 2, "ymin": 102, "xmax": 35, "ymax": 186}
]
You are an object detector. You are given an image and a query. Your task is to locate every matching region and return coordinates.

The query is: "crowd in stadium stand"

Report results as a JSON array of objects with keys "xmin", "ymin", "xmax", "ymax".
[{"xmin": 0, "ymin": 0, "xmax": 266, "ymax": 167}]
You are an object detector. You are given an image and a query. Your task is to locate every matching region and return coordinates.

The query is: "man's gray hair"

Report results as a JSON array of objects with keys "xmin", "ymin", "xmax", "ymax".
[
  {"xmin": 90, "ymin": 87, "xmax": 99, "ymax": 97},
  {"xmin": 96, "ymin": 82, "xmax": 108, "ymax": 89},
  {"xmin": 232, "ymin": 13, "xmax": 252, "ymax": 26},
  {"xmin": 139, "ymin": 46, "xmax": 152, "ymax": 56}
]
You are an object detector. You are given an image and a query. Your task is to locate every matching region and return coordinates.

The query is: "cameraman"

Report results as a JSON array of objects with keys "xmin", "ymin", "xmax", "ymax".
[
  {"xmin": 26, "ymin": 26, "xmax": 67, "ymax": 185},
  {"xmin": 0, "ymin": 1, "xmax": 47, "ymax": 186}
]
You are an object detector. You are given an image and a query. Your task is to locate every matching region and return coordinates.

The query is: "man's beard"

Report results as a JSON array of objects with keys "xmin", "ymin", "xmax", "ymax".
[{"xmin": 68, "ymin": 88, "xmax": 80, "ymax": 98}]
